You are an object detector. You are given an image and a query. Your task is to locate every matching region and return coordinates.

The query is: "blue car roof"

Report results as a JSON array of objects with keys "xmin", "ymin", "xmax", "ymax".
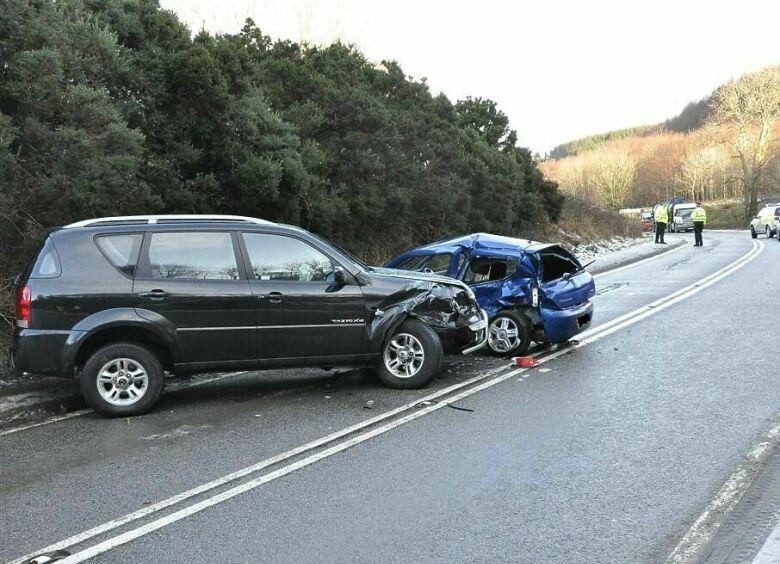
[{"xmin": 409, "ymin": 233, "xmax": 551, "ymax": 257}]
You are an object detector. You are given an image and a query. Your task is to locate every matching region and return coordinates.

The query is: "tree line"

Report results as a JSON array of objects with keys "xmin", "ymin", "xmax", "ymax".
[
  {"xmin": 543, "ymin": 66, "xmax": 780, "ymax": 221},
  {"xmin": 0, "ymin": 0, "xmax": 564, "ymax": 327}
]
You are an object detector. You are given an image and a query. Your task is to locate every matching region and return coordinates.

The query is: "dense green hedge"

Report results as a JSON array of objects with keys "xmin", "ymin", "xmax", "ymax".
[{"xmin": 0, "ymin": 0, "xmax": 563, "ymax": 294}]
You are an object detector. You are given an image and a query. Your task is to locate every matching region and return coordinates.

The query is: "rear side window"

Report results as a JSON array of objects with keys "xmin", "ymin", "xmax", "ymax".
[
  {"xmin": 148, "ymin": 232, "xmax": 239, "ymax": 280},
  {"xmin": 96, "ymin": 234, "xmax": 143, "ymax": 277},
  {"xmin": 30, "ymin": 238, "xmax": 61, "ymax": 278}
]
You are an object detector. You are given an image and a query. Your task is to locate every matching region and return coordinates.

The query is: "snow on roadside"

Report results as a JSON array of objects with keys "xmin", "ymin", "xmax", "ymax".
[{"xmin": 571, "ymin": 235, "xmax": 650, "ymax": 264}]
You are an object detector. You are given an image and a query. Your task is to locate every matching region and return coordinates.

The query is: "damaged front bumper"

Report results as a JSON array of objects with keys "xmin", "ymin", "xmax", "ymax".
[{"xmin": 461, "ymin": 309, "xmax": 489, "ymax": 355}]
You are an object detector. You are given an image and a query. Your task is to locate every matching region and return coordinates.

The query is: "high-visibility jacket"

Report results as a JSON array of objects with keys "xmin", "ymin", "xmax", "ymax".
[
  {"xmin": 654, "ymin": 206, "xmax": 668, "ymax": 223},
  {"xmin": 691, "ymin": 207, "xmax": 707, "ymax": 224}
]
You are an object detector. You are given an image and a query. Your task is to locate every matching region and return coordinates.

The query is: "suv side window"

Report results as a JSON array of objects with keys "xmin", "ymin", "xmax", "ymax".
[
  {"xmin": 96, "ymin": 234, "xmax": 143, "ymax": 277},
  {"xmin": 147, "ymin": 232, "xmax": 240, "ymax": 280},
  {"xmin": 242, "ymin": 233, "xmax": 333, "ymax": 282}
]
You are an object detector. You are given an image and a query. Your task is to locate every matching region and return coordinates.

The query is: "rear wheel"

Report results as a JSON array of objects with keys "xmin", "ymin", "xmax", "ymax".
[
  {"xmin": 376, "ymin": 319, "xmax": 443, "ymax": 389},
  {"xmin": 80, "ymin": 342, "xmax": 165, "ymax": 417},
  {"xmin": 487, "ymin": 311, "xmax": 532, "ymax": 356},
  {"xmin": 766, "ymin": 226, "xmax": 772, "ymax": 238}
]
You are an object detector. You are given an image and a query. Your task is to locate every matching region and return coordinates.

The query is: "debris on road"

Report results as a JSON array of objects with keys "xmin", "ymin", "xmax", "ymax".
[
  {"xmin": 512, "ymin": 357, "xmax": 539, "ymax": 368},
  {"xmin": 363, "ymin": 400, "xmax": 375, "ymax": 410},
  {"xmin": 448, "ymin": 404, "xmax": 475, "ymax": 413}
]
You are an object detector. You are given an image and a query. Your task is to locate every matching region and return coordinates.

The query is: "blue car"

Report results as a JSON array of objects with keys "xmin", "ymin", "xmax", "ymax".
[{"xmin": 386, "ymin": 233, "xmax": 595, "ymax": 355}]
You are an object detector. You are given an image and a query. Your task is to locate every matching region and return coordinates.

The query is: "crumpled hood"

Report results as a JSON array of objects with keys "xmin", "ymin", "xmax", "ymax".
[{"xmin": 370, "ymin": 267, "xmax": 470, "ymax": 291}]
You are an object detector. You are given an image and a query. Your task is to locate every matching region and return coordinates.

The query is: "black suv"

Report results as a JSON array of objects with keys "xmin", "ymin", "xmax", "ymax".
[{"xmin": 9, "ymin": 215, "xmax": 487, "ymax": 416}]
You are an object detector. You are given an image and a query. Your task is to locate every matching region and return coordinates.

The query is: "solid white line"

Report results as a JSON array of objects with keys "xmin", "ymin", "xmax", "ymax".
[
  {"xmin": 43, "ymin": 239, "xmax": 763, "ymax": 564},
  {"xmin": 666, "ymin": 418, "xmax": 780, "ymax": 564},
  {"xmin": 751, "ymin": 514, "xmax": 780, "ymax": 564},
  {"xmin": 5, "ymin": 365, "xmax": 513, "ymax": 564},
  {"xmin": 0, "ymin": 372, "xmax": 248, "ymax": 438},
  {"xmin": 0, "ymin": 409, "xmax": 93, "ymax": 438},
  {"xmin": 593, "ymin": 239, "xmax": 687, "ymax": 279}
]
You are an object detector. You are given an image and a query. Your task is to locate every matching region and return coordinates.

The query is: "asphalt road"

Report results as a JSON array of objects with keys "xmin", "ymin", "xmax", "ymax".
[{"xmin": 1, "ymin": 231, "xmax": 778, "ymax": 564}]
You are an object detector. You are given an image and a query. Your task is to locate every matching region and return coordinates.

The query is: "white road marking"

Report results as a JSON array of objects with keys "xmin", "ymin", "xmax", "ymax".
[
  {"xmin": 0, "ymin": 409, "xmax": 92, "ymax": 438},
  {"xmin": 666, "ymin": 418, "xmax": 780, "ymax": 564},
  {"xmin": 0, "ymin": 371, "xmax": 247, "ymax": 437},
  {"xmin": 5, "ymin": 365, "xmax": 513, "ymax": 564},
  {"xmin": 752, "ymin": 513, "xmax": 780, "ymax": 564},
  {"xmin": 19, "ymin": 239, "xmax": 761, "ymax": 564}
]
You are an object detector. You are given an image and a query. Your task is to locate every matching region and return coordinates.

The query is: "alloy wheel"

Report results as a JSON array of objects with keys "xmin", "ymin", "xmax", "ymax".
[
  {"xmin": 488, "ymin": 317, "xmax": 521, "ymax": 353},
  {"xmin": 383, "ymin": 333, "xmax": 425, "ymax": 379},
  {"xmin": 96, "ymin": 358, "xmax": 149, "ymax": 406}
]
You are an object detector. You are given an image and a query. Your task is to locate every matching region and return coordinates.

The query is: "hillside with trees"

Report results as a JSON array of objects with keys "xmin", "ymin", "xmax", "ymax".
[
  {"xmin": 543, "ymin": 67, "xmax": 780, "ymax": 223},
  {"xmin": 0, "ymin": 0, "xmax": 591, "ymax": 328}
]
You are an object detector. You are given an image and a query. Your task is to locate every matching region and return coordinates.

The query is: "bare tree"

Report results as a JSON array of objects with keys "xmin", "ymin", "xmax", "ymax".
[
  {"xmin": 592, "ymin": 149, "xmax": 637, "ymax": 208},
  {"xmin": 710, "ymin": 66, "xmax": 780, "ymax": 220}
]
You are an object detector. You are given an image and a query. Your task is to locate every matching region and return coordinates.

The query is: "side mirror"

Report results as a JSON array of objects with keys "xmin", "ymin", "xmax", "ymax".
[
  {"xmin": 334, "ymin": 266, "xmax": 347, "ymax": 286},
  {"xmin": 326, "ymin": 266, "xmax": 348, "ymax": 293}
]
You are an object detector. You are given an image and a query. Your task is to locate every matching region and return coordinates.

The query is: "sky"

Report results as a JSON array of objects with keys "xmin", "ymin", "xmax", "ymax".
[{"xmin": 159, "ymin": 0, "xmax": 780, "ymax": 155}]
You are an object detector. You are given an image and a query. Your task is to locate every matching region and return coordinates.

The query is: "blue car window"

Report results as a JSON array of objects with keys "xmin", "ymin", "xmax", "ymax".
[
  {"xmin": 464, "ymin": 258, "xmax": 517, "ymax": 284},
  {"xmin": 425, "ymin": 254, "xmax": 451, "ymax": 274},
  {"xmin": 396, "ymin": 253, "xmax": 451, "ymax": 274}
]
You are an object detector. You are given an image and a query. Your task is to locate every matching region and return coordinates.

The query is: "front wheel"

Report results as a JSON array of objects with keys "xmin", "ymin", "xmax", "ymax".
[
  {"xmin": 80, "ymin": 342, "xmax": 165, "ymax": 417},
  {"xmin": 376, "ymin": 319, "xmax": 443, "ymax": 389},
  {"xmin": 487, "ymin": 311, "xmax": 532, "ymax": 356},
  {"xmin": 751, "ymin": 227, "xmax": 758, "ymax": 239}
]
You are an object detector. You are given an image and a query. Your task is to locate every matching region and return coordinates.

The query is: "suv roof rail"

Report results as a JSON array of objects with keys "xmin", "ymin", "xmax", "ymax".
[{"xmin": 64, "ymin": 215, "xmax": 274, "ymax": 228}]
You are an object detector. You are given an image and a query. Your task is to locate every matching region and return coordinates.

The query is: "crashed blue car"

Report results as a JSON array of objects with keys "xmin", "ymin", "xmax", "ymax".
[{"xmin": 386, "ymin": 233, "xmax": 595, "ymax": 355}]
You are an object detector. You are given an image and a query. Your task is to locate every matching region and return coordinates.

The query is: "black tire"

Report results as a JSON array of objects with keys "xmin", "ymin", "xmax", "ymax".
[
  {"xmin": 487, "ymin": 310, "xmax": 532, "ymax": 357},
  {"xmin": 767, "ymin": 226, "xmax": 773, "ymax": 239},
  {"xmin": 80, "ymin": 342, "xmax": 165, "ymax": 417},
  {"xmin": 751, "ymin": 227, "xmax": 758, "ymax": 239},
  {"xmin": 375, "ymin": 319, "xmax": 443, "ymax": 389}
]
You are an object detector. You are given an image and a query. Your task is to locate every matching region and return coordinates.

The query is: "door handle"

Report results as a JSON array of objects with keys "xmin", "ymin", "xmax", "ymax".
[
  {"xmin": 138, "ymin": 289, "xmax": 169, "ymax": 299},
  {"xmin": 267, "ymin": 291, "xmax": 283, "ymax": 304}
]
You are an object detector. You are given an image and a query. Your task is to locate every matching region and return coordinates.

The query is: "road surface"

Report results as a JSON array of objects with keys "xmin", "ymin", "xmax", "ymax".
[{"xmin": 1, "ymin": 231, "xmax": 778, "ymax": 564}]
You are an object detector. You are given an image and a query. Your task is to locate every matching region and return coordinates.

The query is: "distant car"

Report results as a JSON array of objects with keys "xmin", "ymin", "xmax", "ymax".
[
  {"xmin": 640, "ymin": 210, "xmax": 654, "ymax": 232},
  {"xmin": 750, "ymin": 204, "xmax": 780, "ymax": 238},
  {"xmin": 386, "ymin": 233, "xmax": 596, "ymax": 356},
  {"xmin": 668, "ymin": 203, "xmax": 697, "ymax": 233},
  {"xmin": 9, "ymin": 215, "xmax": 488, "ymax": 416}
]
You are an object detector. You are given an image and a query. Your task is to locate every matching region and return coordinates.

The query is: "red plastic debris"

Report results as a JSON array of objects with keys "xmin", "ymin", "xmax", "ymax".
[{"xmin": 512, "ymin": 356, "xmax": 538, "ymax": 368}]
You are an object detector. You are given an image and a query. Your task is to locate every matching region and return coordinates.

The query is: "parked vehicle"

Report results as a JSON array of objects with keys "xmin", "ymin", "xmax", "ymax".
[
  {"xmin": 386, "ymin": 233, "xmax": 596, "ymax": 357},
  {"xmin": 9, "ymin": 215, "xmax": 488, "ymax": 416},
  {"xmin": 640, "ymin": 210, "xmax": 654, "ymax": 232},
  {"xmin": 749, "ymin": 204, "xmax": 780, "ymax": 239},
  {"xmin": 668, "ymin": 202, "xmax": 697, "ymax": 233}
]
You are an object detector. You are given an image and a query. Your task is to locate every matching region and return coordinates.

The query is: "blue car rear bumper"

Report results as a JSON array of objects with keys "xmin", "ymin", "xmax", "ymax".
[{"xmin": 541, "ymin": 300, "xmax": 594, "ymax": 343}]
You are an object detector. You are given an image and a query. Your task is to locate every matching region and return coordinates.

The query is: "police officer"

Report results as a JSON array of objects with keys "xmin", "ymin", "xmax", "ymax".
[
  {"xmin": 654, "ymin": 204, "xmax": 668, "ymax": 244},
  {"xmin": 691, "ymin": 202, "xmax": 706, "ymax": 246}
]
